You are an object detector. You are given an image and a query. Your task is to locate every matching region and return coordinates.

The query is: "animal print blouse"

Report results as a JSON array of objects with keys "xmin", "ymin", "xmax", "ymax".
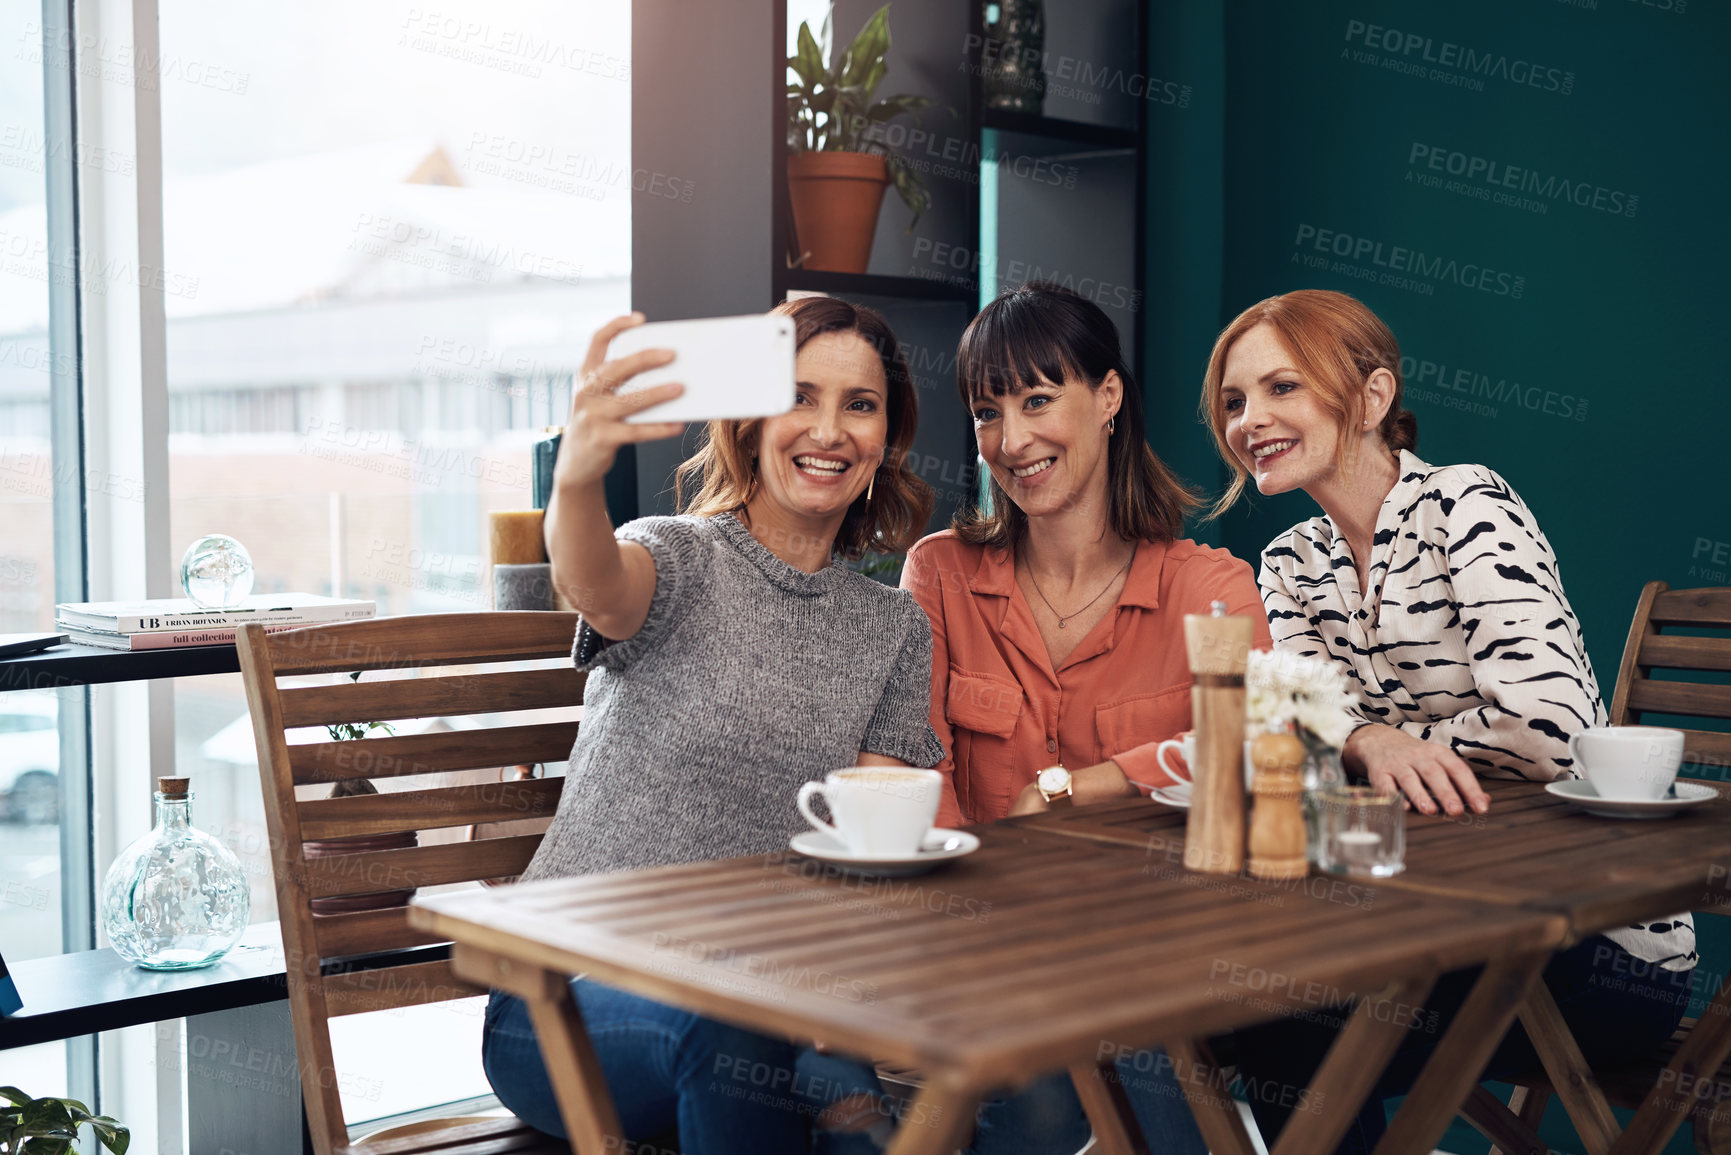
[{"xmin": 1259, "ymin": 451, "xmax": 1695, "ymax": 972}]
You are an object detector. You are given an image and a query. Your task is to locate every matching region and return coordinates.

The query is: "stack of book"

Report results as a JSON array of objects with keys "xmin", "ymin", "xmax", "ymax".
[{"xmin": 53, "ymin": 594, "xmax": 377, "ymax": 651}]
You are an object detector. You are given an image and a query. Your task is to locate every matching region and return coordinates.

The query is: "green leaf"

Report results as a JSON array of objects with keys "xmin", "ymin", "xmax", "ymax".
[
  {"xmin": 22, "ymin": 1138, "xmax": 72, "ymax": 1155},
  {"xmin": 86, "ymin": 1117, "xmax": 130, "ymax": 1155},
  {"xmin": 19, "ymin": 1102, "xmax": 70, "ymax": 1136},
  {"xmin": 866, "ymin": 94, "xmax": 933, "ymax": 121},
  {"xmin": 859, "ymin": 57, "xmax": 886, "ymax": 103},
  {"xmin": 888, "ymin": 157, "xmax": 930, "ymax": 228},
  {"xmin": 839, "ymin": 5, "xmax": 891, "ymax": 89},
  {"xmin": 789, "ymin": 21, "xmax": 824, "ymax": 88},
  {"xmin": 0, "ymin": 1090, "xmax": 31, "ymax": 1109}
]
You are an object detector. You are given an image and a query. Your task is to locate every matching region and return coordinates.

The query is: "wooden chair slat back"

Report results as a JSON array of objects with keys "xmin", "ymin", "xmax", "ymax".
[
  {"xmin": 313, "ymin": 906, "xmax": 448, "ymax": 959},
  {"xmin": 1610, "ymin": 581, "xmax": 1731, "ymax": 767},
  {"xmin": 236, "ymin": 613, "xmax": 583, "ymax": 1155},
  {"xmin": 322, "ymin": 957, "xmax": 486, "ymax": 1018},
  {"xmin": 302, "ymin": 834, "xmax": 543, "ymax": 899},
  {"xmin": 289, "ymin": 722, "xmax": 579, "ymax": 786},
  {"xmin": 297, "ymin": 779, "xmax": 565, "ymax": 841},
  {"xmin": 262, "ymin": 611, "xmax": 582, "ymax": 676},
  {"xmin": 278, "ymin": 667, "xmax": 585, "ymax": 729}
]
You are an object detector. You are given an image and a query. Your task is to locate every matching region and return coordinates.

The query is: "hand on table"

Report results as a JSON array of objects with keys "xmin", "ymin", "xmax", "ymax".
[{"xmin": 1343, "ymin": 724, "xmax": 1489, "ymax": 817}]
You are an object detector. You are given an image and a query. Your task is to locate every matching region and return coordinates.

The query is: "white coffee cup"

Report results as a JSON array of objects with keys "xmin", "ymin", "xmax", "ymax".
[
  {"xmin": 1155, "ymin": 734, "xmax": 1256, "ymax": 790},
  {"xmin": 1568, "ymin": 726, "xmax": 1684, "ymax": 800},
  {"xmin": 797, "ymin": 767, "xmax": 943, "ymax": 856}
]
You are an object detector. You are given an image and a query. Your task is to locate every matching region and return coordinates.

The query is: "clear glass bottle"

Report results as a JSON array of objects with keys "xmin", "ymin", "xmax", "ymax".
[
  {"xmin": 1302, "ymin": 739, "xmax": 1347, "ymax": 865},
  {"xmin": 101, "ymin": 777, "xmax": 251, "ymax": 969}
]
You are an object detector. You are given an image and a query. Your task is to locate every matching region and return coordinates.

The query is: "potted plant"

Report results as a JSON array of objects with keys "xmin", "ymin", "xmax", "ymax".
[
  {"xmin": 0, "ymin": 1087, "xmax": 129, "ymax": 1154},
  {"xmin": 302, "ymin": 673, "xmax": 416, "ymax": 915},
  {"xmin": 786, "ymin": 4, "xmax": 935, "ymax": 273}
]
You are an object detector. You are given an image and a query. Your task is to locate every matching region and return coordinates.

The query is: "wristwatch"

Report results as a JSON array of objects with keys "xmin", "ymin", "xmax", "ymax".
[{"xmin": 1036, "ymin": 765, "xmax": 1074, "ymax": 808}]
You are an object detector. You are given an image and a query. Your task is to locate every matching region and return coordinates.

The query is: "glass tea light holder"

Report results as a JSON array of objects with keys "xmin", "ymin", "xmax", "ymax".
[{"xmin": 1315, "ymin": 785, "xmax": 1406, "ymax": 878}]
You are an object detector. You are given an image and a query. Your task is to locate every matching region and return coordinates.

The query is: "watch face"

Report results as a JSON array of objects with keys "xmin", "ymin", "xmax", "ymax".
[{"xmin": 1037, "ymin": 767, "xmax": 1069, "ymax": 794}]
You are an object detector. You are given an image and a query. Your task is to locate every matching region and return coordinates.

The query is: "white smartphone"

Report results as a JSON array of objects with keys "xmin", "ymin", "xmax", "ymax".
[{"xmin": 611, "ymin": 314, "xmax": 797, "ymax": 423}]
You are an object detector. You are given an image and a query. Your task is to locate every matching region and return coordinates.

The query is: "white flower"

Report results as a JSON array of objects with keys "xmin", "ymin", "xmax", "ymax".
[{"xmin": 1244, "ymin": 649, "xmax": 1359, "ymax": 749}]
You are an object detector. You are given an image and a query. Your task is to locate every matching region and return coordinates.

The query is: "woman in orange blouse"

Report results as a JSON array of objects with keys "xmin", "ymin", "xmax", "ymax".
[{"xmin": 902, "ymin": 283, "xmax": 1270, "ymax": 826}]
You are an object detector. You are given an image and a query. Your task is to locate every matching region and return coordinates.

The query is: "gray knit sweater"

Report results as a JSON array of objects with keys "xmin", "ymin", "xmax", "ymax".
[{"xmin": 521, "ymin": 512, "xmax": 945, "ymax": 882}]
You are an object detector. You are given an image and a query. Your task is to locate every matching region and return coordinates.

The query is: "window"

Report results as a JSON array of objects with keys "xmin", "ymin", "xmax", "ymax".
[
  {"xmin": 1, "ymin": 0, "xmax": 632, "ymax": 1138},
  {"xmin": 0, "ymin": 0, "xmax": 80, "ymax": 1107},
  {"xmin": 153, "ymin": 0, "xmax": 631, "ymax": 1125}
]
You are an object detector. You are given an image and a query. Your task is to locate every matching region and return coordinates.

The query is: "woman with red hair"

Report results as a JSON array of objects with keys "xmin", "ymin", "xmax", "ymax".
[{"xmin": 1202, "ymin": 289, "xmax": 1692, "ymax": 1153}]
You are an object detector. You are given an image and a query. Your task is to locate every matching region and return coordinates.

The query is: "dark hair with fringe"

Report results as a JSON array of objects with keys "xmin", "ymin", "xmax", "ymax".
[
  {"xmin": 676, "ymin": 296, "xmax": 934, "ymax": 559},
  {"xmin": 952, "ymin": 282, "xmax": 1198, "ymax": 549},
  {"xmin": 1200, "ymin": 289, "xmax": 1417, "ymax": 519}
]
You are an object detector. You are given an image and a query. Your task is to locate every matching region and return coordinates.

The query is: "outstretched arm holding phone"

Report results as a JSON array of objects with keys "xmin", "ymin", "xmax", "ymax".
[{"xmin": 544, "ymin": 313, "xmax": 686, "ymax": 642}]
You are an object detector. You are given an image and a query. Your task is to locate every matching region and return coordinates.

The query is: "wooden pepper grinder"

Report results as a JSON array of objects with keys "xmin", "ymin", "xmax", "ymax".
[
  {"xmin": 1183, "ymin": 601, "xmax": 1252, "ymax": 875},
  {"xmin": 1247, "ymin": 729, "xmax": 1308, "ymax": 880}
]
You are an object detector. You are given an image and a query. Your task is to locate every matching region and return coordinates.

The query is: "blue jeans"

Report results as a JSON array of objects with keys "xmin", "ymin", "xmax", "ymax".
[
  {"xmin": 482, "ymin": 983, "xmax": 809, "ymax": 1155},
  {"xmin": 1232, "ymin": 935, "xmax": 1694, "ymax": 1155},
  {"xmin": 796, "ymin": 1046, "xmax": 1207, "ymax": 1155}
]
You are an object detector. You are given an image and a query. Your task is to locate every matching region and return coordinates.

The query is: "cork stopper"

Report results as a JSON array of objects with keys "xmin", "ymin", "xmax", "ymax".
[{"xmin": 157, "ymin": 777, "xmax": 190, "ymax": 798}]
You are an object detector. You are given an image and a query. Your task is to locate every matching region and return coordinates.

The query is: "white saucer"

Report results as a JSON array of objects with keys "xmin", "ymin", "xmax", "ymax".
[
  {"xmin": 788, "ymin": 828, "xmax": 980, "ymax": 876},
  {"xmin": 1545, "ymin": 778, "xmax": 1718, "ymax": 819},
  {"xmin": 1151, "ymin": 783, "xmax": 1192, "ymax": 809}
]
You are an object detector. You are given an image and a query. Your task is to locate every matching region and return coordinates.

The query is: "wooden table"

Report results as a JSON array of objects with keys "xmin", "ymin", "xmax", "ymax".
[
  {"xmin": 410, "ymin": 823, "xmax": 1564, "ymax": 1155},
  {"xmin": 1008, "ymin": 778, "xmax": 1731, "ymax": 1155}
]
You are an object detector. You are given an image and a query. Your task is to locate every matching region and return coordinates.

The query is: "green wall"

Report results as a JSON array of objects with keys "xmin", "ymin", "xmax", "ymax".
[
  {"xmin": 1148, "ymin": 0, "xmax": 1727, "ymax": 720},
  {"xmin": 1142, "ymin": 5, "xmax": 1727, "ymax": 1152}
]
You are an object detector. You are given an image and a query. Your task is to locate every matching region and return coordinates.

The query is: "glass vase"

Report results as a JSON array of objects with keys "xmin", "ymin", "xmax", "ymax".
[
  {"xmin": 101, "ymin": 778, "xmax": 251, "ymax": 970},
  {"xmin": 1301, "ymin": 739, "xmax": 1345, "ymax": 865}
]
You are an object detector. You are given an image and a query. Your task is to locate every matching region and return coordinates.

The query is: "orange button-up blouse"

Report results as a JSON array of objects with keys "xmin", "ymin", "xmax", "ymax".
[{"xmin": 901, "ymin": 530, "xmax": 1272, "ymax": 826}]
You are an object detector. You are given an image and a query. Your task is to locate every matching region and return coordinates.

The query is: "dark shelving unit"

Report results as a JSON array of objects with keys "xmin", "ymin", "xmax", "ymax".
[
  {"xmin": 772, "ymin": 1, "xmax": 1151, "ymax": 531},
  {"xmin": 980, "ymin": 108, "xmax": 1139, "ymax": 151},
  {"xmin": 0, "ymin": 640, "xmax": 242, "ymax": 691},
  {"xmin": 782, "ymin": 270, "xmax": 977, "ymax": 304}
]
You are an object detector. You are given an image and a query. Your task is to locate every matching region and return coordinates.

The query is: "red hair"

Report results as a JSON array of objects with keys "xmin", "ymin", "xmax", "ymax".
[{"xmin": 1200, "ymin": 290, "xmax": 1417, "ymax": 517}]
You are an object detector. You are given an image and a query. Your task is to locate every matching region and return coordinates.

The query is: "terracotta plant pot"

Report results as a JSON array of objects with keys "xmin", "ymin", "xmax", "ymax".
[
  {"xmin": 303, "ymin": 829, "xmax": 419, "ymax": 915},
  {"xmin": 786, "ymin": 151, "xmax": 891, "ymax": 274}
]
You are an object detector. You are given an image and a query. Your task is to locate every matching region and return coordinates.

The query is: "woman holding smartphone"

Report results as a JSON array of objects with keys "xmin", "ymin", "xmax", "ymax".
[
  {"xmin": 1202, "ymin": 288, "xmax": 1693, "ymax": 1153},
  {"xmin": 481, "ymin": 297, "xmax": 943, "ymax": 1154}
]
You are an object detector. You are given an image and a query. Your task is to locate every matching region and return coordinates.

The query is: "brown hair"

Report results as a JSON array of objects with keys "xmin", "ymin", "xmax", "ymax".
[
  {"xmin": 952, "ymin": 282, "xmax": 1198, "ymax": 550},
  {"xmin": 676, "ymin": 296, "xmax": 934, "ymax": 559},
  {"xmin": 1200, "ymin": 289, "xmax": 1418, "ymax": 518}
]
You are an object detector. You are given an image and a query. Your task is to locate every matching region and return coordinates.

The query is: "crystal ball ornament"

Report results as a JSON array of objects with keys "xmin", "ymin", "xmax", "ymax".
[
  {"xmin": 180, "ymin": 534, "xmax": 254, "ymax": 609},
  {"xmin": 101, "ymin": 778, "xmax": 251, "ymax": 970}
]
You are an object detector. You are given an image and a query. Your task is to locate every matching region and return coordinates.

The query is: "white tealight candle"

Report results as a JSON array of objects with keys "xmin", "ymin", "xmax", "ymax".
[{"xmin": 1336, "ymin": 831, "xmax": 1382, "ymax": 847}]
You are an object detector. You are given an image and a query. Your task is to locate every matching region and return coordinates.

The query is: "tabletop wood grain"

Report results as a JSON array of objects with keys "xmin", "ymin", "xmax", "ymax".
[{"xmin": 411, "ymin": 823, "xmax": 1562, "ymax": 1089}]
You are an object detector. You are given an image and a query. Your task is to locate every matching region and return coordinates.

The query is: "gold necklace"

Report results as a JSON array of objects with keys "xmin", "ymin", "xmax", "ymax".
[{"xmin": 1022, "ymin": 544, "xmax": 1136, "ymax": 629}]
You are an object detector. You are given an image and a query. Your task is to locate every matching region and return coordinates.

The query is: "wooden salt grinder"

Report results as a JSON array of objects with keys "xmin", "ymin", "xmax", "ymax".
[
  {"xmin": 1247, "ymin": 730, "xmax": 1308, "ymax": 880},
  {"xmin": 1183, "ymin": 602, "xmax": 1253, "ymax": 875}
]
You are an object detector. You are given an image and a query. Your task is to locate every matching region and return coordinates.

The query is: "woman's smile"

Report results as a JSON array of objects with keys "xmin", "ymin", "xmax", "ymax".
[{"xmin": 791, "ymin": 452, "xmax": 854, "ymax": 484}]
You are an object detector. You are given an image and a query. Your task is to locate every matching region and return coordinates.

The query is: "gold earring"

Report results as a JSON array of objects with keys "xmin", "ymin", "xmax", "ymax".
[
  {"xmin": 866, "ymin": 472, "xmax": 875, "ymax": 503},
  {"xmin": 1107, "ymin": 417, "xmax": 1116, "ymax": 435}
]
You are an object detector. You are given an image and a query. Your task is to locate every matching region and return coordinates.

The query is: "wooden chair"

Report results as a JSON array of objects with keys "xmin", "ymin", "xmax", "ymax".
[
  {"xmin": 238, "ymin": 612, "xmax": 585, "ymax": 1155},
  {"xmin": 1466, "ymin": 583, "xmax": 1731, "ymax": 1155}
]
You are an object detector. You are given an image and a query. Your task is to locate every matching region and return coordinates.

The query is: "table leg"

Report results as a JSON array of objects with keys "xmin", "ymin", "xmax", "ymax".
[
  {"xmin": 1463, "ymin": 1084, "xmax": 1550, "ymax": 1155},
  {"xmin": 1068, "ymin": 1061, "xmax": 1149, "ymax": 1155},
  {"xmin": 1167, "ymin": 1038, "xmax": 1259, "ymax": 1155},
  {"xmin": 1373, "ymin": 950, "xmax": 1550, "ymax": 1155},
  {"xmin": 1611, "ymin": 964, "xmax": 1731, "ymax": 1155},
  {"xmin": 1518, "ymin": 978, "xmax": 1620, "ymax": 1154},
  {"xmin": 1271, "ymin": 975, "xmax": 1436, "ymax": 1155},
  {"xmin": 883, "ymin": 1075, "xmax": 984, "ymax": 1155},
  {"xmin": 516, "ymin": 965, "xmax": 629, "ymax": 1153}
]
